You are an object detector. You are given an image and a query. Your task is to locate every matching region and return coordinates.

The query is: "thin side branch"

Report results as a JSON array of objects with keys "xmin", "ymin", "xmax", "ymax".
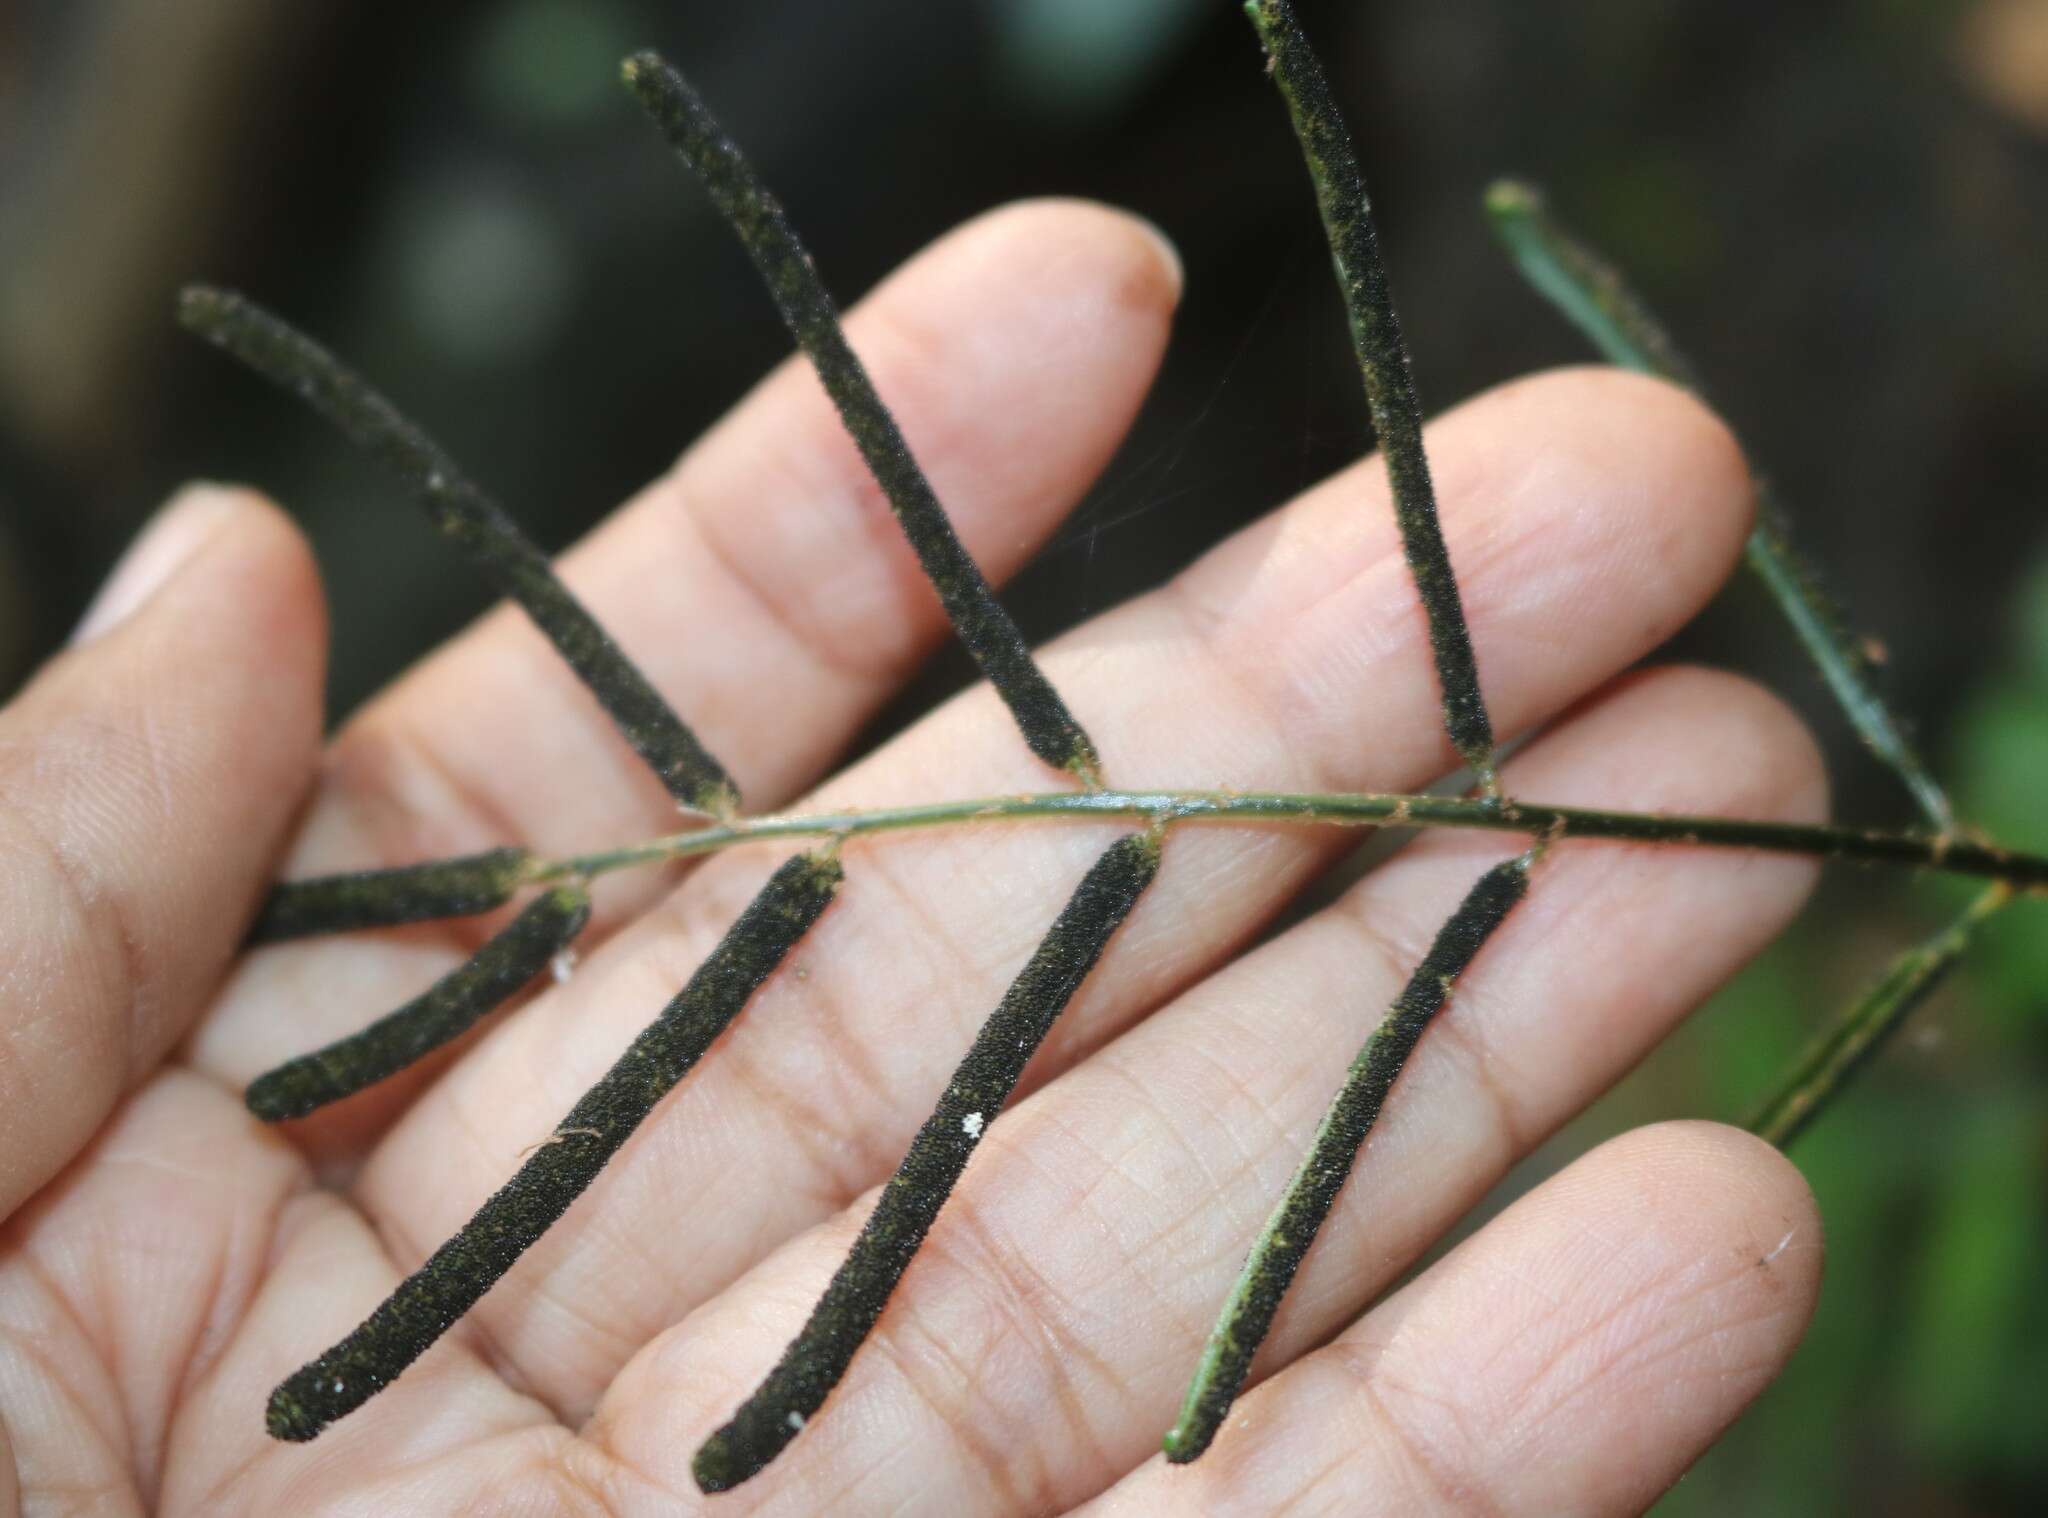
[
  {"xmin": 691, "ymin": 832, "xmax": 1161, "ymax": 1492},
  {"xmin": 178, "ymin": 288, "xmax": 740, "ymax": 819},
  {"xmin": 620, "ymin": 53, "xmax": 1103, "ymax": 787},
  {"xmin": 1248, "ymin": 0, "xmax": 1497, "ymax": 790},
  {"xmin": 1164, "ymin": 852, "xmax": 1531, "ymax": 1462},
  {"xmin": 1484, "ymin": 180, "xmax": 1954, "ymax": 833},
  {"xmin": 1749, "ymin": 883, "xmax": 2012, "ymax": 1148},
  {"xmin": 265, "ymin": 850, "xmax": 842, "ymax": 1442}
]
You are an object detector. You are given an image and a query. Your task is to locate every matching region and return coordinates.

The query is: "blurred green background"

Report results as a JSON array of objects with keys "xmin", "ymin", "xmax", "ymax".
[{"xmin": 2, "ymin": 0, "xmax": 2045, "ymax": 1509}]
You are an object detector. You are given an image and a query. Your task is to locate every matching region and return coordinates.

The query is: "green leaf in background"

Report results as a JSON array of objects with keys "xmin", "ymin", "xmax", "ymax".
[
  {"xmin": 468, "ymin": 0, "xmax": 637, "ymax": 126},
  {"xmin": 1899, "ymin": 1094, "xmax": 2048, "ymax": 1482},
  {"xmin": 1944, "ymin": 566, "xmax": 2048, "ymax": 1038}
]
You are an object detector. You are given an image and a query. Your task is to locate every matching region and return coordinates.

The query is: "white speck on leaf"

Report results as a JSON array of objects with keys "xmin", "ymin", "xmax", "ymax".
[
  {"xmin": 961, "ymin": 1111, "xmax": 984, "ymax": 1139},
  {"xmin": 550, "ymin": 948, "xmax": 579, "ymax": 985}
]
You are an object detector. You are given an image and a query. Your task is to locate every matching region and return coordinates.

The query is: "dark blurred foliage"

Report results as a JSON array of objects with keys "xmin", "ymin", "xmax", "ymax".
[{"xmin": 2, "ymin": 0, "xmax": 2046, "ymax": 1510}]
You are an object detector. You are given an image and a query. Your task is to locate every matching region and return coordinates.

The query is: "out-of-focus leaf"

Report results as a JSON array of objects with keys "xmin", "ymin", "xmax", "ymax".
[
  {"xmin": 1899, "ymin": 1096, "xmax": 2048, "ymax": 1476},
  {"xmin": 1946, "ymin": 683, "xmax": 2048, "ymax": 1034},
  {"xmin": 1952, "ymin": 686, "xmax": 2048, "ymax": 844},
  {"xmin": 467, "ymin": 0, "xmax": 635, "ymax": 125},
  {"xmin": 2017, "ymin": 563, "xmax": 2048, "ymax": 687}
]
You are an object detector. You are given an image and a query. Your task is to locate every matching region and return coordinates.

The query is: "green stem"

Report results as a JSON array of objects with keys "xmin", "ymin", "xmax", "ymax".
[
  {"xmin": 517, "ymin": 788, "xmax": 2048, "ymax": 892},
  {"xmin": 1484, "ymin": 180, "xmax": 1954, "ymax": 832},
  {"xmin": 1750, "ymin": 883, "xmax": 2012, "ymax": 1149}
]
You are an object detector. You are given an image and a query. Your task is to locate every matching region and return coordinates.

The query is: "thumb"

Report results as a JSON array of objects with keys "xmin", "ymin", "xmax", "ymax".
[{"xmin": 0, "ymin": 484, "xmax": 326, "ymax": 1216}]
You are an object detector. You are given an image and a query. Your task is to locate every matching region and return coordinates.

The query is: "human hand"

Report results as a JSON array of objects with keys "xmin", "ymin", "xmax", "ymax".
[{"xmin": 0, "ymin": 201, "xmax": 1822, "ymax": 1515}]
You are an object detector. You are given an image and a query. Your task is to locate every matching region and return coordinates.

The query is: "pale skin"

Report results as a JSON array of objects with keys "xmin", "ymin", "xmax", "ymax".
[{"xmin": 0, "ymin": 200, "xmax": 1825, "ymax": 1515}]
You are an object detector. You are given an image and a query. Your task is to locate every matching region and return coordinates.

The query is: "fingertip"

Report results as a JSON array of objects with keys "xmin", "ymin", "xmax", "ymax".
[
  {"xmin": 1471, "ymin": 364, "xmax": 1751, "ymax": 586},
  {"xmin": 56, "ymin": 481, "xmax": 328, "ymax": 765},
  {"xmin": 203, "ymin": 483, "xmax": 329, "ymax": 672},
  {"xmin": 60, "ymin": 480, "xmax": 332, "ymax": 914},
  {"xmin": 1503, "ymin": 364, "xmax": 1755, "ymax": 589},
  {"xmin": 81, "ymin": 480, "xmax": 323, "ymax": 639},
  {"xmin": 73, "ymin": 482, "xmax": 243, "ymax": 644},
  {"xmin": 952, "ymin": 196, "xmax": 1184, "ymax": 317},
  {"xmin": 148, "ymin": 483, "xmax": 329, "ymax": 768},
  {"xmin": 1574, "ymin": 1117, "xmax": 1825, "ymax": 1334},
  {"xmin": 1615, "ymin": 1117, "xmax": 1821, "ymax": 1226},
  {"xmin": 1584, "ymin": 362, "xmax": 1747, "ymax": 466},
  {"xmin": 1469, "ymin": 366, "xmax": 1756, "ymax": 706},
  {"xmin": 1435, "ymin": 1120, "xmax": 1824, "ymax": 1515},
  {"xmin": 1620, "ymin": 363, "xmax": 1755, "ymax": 574}
]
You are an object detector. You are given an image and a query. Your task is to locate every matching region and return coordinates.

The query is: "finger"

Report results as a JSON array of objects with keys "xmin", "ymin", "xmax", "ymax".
[
  {"xmin": 0, "ymin": 487, "xmax": 324, "ymax": 1216},
  {"xmin": 584, "ymin": 664, "xmax": 1824, "ymax": 1513},
  {"xmin": 1082, "ymin": 1122, "xmax": 1822, "ymax": 1518},
  {"xmin": 359, "ymin": 371, "xmax": 1755, "ymax": 1426},
  {"xmin": 186, "ymin": 199, "xmax": 1181, "ymax": 1156}
]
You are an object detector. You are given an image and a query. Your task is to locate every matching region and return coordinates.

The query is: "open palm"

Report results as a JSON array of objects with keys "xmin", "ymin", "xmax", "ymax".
[{"xmin": 0, "ymin": 201, "xmax": 1823, "ymax": 1515}]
